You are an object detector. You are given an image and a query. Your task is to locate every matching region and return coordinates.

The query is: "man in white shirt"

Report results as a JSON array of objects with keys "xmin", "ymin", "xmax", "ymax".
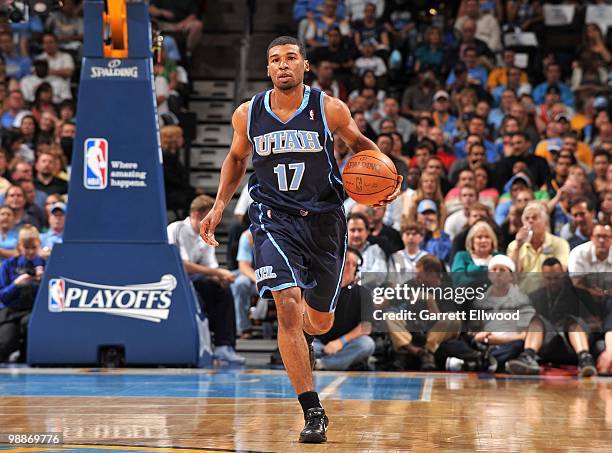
[
  {"xmin": 444, "ymin": 185, "xmax": 477, "ymax": 240},
  {"xmin": 167, "ymin": 195, "xmax": 245, "ymax": 364},
  {"xmin": 454, "ymin": 0, "xmax": 501, "ymax": 53},
  {"xmin": 568, "ymin": 224, "xmax": 612, "ymax": 375},
  {"xmin": 35, "ymin": 33, "xmax": 74, "ymax": 101},
  {"xmin": 20, "ymin": 59, "xmax": 72, "ymax": 104}
]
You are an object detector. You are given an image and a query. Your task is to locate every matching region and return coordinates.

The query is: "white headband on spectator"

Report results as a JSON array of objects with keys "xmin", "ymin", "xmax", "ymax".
[{"xmin": 488, "ymin": 255, "xmax": 516, "ymax": 273}]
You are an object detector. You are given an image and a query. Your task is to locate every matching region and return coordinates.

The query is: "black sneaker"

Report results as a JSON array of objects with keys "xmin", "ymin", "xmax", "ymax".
[
  {"xmin": 418, "ymin": 349, "xmax": 436, "ymax": 371},
  {"xmin": 304, "ymin": 332, "xmax": 315, "ymax": 370},
  {"xmin": 507, "ymin": 351, "xmax": 540, "ymax": 375},
  {"xmin": 299, "ymin": 407, "xmax": 328, "ymax": 443},
  {"xmin": 578, "ymin": 352, "xmax": 597, "ymax": 378}
]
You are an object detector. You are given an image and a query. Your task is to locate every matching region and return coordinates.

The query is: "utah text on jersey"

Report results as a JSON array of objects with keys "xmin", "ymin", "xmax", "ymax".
[{"xmin": 253, "ymin": 130, "xmax": 323, "ymax": 156}]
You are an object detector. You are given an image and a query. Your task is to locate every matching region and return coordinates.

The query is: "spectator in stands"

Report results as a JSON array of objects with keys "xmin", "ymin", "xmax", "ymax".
[
  {"xmin": 16, "ymin": 179, "xmax": 45, "ymax": 227},
  {"xmin": 313, "ymin": 246, "xmax": 376, "ymax": 371},
  {"xmin": 45, "ymin": 0, "xmax": 84, "ymax": 54},
  {"xmin": 311, "ymin": 60, "xmax": 347, "ymax": 101},
  {"xmin": 450, "ymin": 18, "xmax": 494, "ymax": 67},
  {"xmin": 232, "ymin": 227, "xmax": 258, "ymax": 339},
  {"xmin": 450, "ymin": 202, "xmax": 494, "ymax": 262},
  {"xmin": 160, "ymin": 125, "xmax": 198, "ymax": 216},
  {"xmin": 494, "ymin": 132, "xmax": 549, "ymax": 192},
  {"xmin": 308, "ymin": 26, "xmax": 355, "ymax": 80},
  {"xmin": 401, "ymin": 71, "xmax": 437, "ymax": 119},
  {"xmin": 403, "ymin": 169, "xmax": 446, "ymax": 224},
  {"xmin": 445, "ymin": 169, "xmax": 476, "ymax": 215},
  {"xmin": 505, "ymin": 0, "xmax": 543, "ymax": 31},
  {"xmin": 0, "ymin": 31, "xmax": 31, "ymax": 80},
  {"xmin": 507, "ymin": 258, "xmax": 597, "ymax": 377},
  {"xmin": 455, "ymin": 0, "xmax": 502, "ymax": 53},
  {"xmin": 446, "ymin": 47, "xmax": 489, "ymax": 89},
  {"xmin": 471, "ymin": 255, "xmax": 533, "ymax": 366},
  {"xmin": 388, "ymin": 223, "xmax": 429, "ymax": 274},
  {"xmin": 507, "ymin": 201, "xmax": 570, "ymax": 272},
  {"xmin": 34, "ymin": 151, "xmax": 67, "ymax": 196},
  {"xmin": 38, "ymin": 111, "xmax": 58, "ymax": 143},
  {"xmin": 18, "ymin": 115, "xmax": 38, "ymax": 159},
  {"xmin": 354, "ymin": 39, "xmax": 387, "ymax": 77},
  {"xmin": 35, "ymin": 33, "xmax": 74, "ymax": 102},
  {"xmin": 414, "ymin": 25, "xmax": 446, "ymax": 74},
  {"xmin": 589, "ymin": 149, "xmax": 608, "ymax": 191},
  {"xmin": 0, "ymin": 225, "xmax": 44, "ymax": 362},
  {"xmin": 415, "ymin": 199, "xmax": 452, "ymax": 264},
  {"xmin": 431, "ymin": 90, "xmax": 457, "ymax": 141},
  {"xmin": 0, "ymin": 206, "xmax": 17, "ymax": 263},
  {"xmin": 149, "ymin": 0, "xmax": 203, "ymax": 55},
  {"xmin": 385, "ymin": 255, "xmax": 460, "ymax": 371},
  {"xmin": 39, "ymin": 202, "xmax": 64, "ymax": 259},
  {"xmin": 488, "ymin": 90, "xmax": 516, "ymax": 130},
  {"xmin": 454, "ymin": 116, "xmax": 497, "ymax": 162},
  {"xmin": 167, "ymin": 195, "xmax": 245, "ymax": 365},
  {"xmin": 1, "ymin": 90, "xmax": 26, "ymax": 130},
  {"xmin": 487, "ymin": 49, "xmax": 529, "ymax": 92},
  {"xmin": 31, "ymin": 83, "xmax": 56, "ymax": 124},
  {"xmin": 445, "ymin": 185, "xmax": 478, "ymax": 240},
  {"xmin": 426, "ymin": 129, "xmax": 456, "ymax": 174},
  {"xmin": 374, "ymin": 97, "xmax": 414, "ymax": 143},
  {"xmin": 4, "ymin": 185, "xmax": 40, "ymax": 231},
  {"xmin": 366, "ymin": 205, "xmax": 402, "ymax": 257},
  {"xmin": 353, "ymin": 2, "xmax": 389, "ymax": 51},
  {"xmin": 305, "ymin": 0, "xmax": 350, "ymax": 48},
  {"xmin": 561, "ymin": 197, "xmax": 597, "ymax": 250},
  {"xmin": 532, "ymin": 63, "xmax": 574, "ymax": 108},
  {"xmin": 347, "ymin": 212, "xmax": 387, "ymax": 275},
  {"xmin": 452, "ymin": 219, "xmax": 500, "ymax": 272},
  {"xmin": 577, "ymin": 23, "xmax": 611, "ymax": 66}
]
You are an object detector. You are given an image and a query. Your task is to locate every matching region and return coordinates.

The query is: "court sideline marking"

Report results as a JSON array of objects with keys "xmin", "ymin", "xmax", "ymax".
[{"xmin": 319, "ymin": 375, "xmax": 347, "ymax": 400}]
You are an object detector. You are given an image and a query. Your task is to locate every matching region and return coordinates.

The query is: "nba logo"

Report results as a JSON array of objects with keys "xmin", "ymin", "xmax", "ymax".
[
  {"xmin": 84, "ymin": 138, "xmax": 108, "ymax": 189},
  {"xmin": 48, "ymin": 279, "xmax": 65, "ymax": 312}
]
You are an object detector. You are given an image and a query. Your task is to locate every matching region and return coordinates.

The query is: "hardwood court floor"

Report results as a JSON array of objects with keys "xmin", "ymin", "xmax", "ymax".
[{"xmin": 0, "ymin": 368, "xmax": 610, "ymax": 452}]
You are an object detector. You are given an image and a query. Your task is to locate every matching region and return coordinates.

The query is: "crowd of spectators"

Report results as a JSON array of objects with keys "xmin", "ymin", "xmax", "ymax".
[{"xmin": 221, "ymin": 0, "xmax": 612, "ymax": 375}]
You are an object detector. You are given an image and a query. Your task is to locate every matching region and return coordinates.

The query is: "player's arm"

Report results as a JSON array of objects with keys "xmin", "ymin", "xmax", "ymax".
[
  {"xmin": 324, "ymin": 95, "xmax": 379, "ymax": 153},
  {"xmin": 200, "ymin": 102, "xmax": 252, "ymax": 246}
]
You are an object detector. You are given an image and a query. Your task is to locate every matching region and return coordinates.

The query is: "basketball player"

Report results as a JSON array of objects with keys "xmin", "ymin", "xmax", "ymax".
[{"xmin": 200, "ymin": 36, "xmax": 401, "ymax": 443}]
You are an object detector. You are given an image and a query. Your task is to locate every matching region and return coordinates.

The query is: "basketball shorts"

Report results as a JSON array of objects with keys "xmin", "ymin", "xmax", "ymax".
[{"xmin": 248, "ymin": 202, "xmax": 347, "ymax": 312}]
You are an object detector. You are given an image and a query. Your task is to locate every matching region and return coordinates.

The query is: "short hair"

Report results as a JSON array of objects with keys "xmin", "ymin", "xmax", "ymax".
[
  {"xmin": 511, "ymin": 131, "xmax": 530, "ymax": 142},
  {"xmin": 416, "ymin": 255, "xmax": 444, "ymax": 273},
  {"xmin": 415, "ymin": 139, "xmax": 435, "ymax": 154},
  {"xmin": 569, "ymin": 196, "xmax": 596, "ymax": 212},
  {"xmin": 18, "ymin": 224, "xmax": 40, "ymax": 247},
  {"xmin": 593, "ymin": 148, "xmax": 610, "ymax": 162},
  {"xmin": 466, "ymin": 220, "xmax": 498, "ymax": 254},
  {"xmin": 400, "ymin": 222, "xmax": 424, "ymax": 236},
  {"xmin": 267, "ymin": 36, "xmax": 305, "ymax": 58},
  {"xmin": 467, "ymin": 202, "xmax": 492, "ymax": 217},
  {"xmin": 190, "ymin": 195, "xmax": 215, "ymax": 213},
  {"xmin": 542, "ymin": 257, "xmax": 562, "ymax": 269},
  {"xmin": 347, "ymin": 212, "xmax": 369, "ymax": 229},
  {"xmin": 468, "ymin": 142, "xmax": 485, "ymax": 154},
  {"xmin": 521, "ymin": 201, "xmax": 549, "ymax": 225}
]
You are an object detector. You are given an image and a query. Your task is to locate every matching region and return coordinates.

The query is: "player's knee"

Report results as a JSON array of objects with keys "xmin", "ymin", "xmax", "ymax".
[
  {"xmin": 275, "ymin": 297, "xmax": 302, "ymax": 330},
  {"xmin": 309, "ymin": 313, "xmax": 334, "ymax": 335}
]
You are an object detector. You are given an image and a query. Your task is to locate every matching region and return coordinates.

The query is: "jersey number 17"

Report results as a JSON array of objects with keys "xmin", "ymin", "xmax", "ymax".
[{"xmin": 274, "ymin": 162, "xmax": 305, "ymax": 191}]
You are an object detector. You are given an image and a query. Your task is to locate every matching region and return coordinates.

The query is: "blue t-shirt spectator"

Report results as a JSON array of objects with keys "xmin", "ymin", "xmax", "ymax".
[
  {"xmin": 532, "ymin": 81, "xmax": 574, "ymax": 108},
  {"xmin": 0, "ymin": 254, "xmax": 44, "ymax": 310},
  {"xmin": 40, "ymin": 231, "xmax": 63, "ymax": 250}
]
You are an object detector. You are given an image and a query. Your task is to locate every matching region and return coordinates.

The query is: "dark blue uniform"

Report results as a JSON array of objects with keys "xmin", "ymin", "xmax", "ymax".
[{"xmin": 247, "ymin": 86, "xmax": 347, "ymax": 312}]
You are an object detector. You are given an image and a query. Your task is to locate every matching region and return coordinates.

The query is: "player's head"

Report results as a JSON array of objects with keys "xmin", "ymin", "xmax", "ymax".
[{"xmin": 266, "ymin": 36, "xmax": 309, "ymax": 91}]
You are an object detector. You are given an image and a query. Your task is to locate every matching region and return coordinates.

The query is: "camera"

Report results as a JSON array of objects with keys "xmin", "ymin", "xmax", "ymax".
[{"xmin": 0, "ymin": 0, "xmax": 62, "ymax": 23}]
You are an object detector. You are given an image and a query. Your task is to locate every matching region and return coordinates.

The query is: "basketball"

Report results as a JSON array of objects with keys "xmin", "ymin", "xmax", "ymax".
[{"xmin": 342, "ymin": 150, "xmax": 398, "ymax": 205}]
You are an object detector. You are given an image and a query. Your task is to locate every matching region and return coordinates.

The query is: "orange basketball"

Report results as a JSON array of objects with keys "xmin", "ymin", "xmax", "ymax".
[{"xmin": 342, "ymin": 150, "xmax": 398, "ymax": 206}]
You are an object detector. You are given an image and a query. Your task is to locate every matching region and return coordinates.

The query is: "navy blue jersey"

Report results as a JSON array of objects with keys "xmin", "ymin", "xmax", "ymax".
[{"xmin": 247, "ymin": 86, "xmax": 345, "ymax": 215}]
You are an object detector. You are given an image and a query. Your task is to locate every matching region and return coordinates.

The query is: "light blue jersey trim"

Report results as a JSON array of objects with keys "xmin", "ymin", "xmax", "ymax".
[
  {"xmin": 258, "ymin": 204, "xmax": 297, "ymax": 285},
  {"xmin": 329, "ymin": 224, "xmax": 348, "ymax": 312},
  {"xmin": 322, "ymin": 131, "xmax": 344, "ymax": 203},
  {"xmin": 258, "ymin": 282, "xmax": 297, "ymax": 298},
  {"xmin": 319, "ymin": 90, "xmax": 332, "ymax": 138},
  {"xmin": 246, "ymin": 95, "xmax": 256, "ymax": 144},
  {"xmin": 264, "ymin": 85, "xmax": 311, "ymax": 125}
]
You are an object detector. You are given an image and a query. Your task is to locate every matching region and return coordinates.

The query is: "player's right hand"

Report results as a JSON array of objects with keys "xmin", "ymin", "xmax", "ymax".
[{"xmin": 200, "ymin": 206, "xmax": 223, "ymax": 247}]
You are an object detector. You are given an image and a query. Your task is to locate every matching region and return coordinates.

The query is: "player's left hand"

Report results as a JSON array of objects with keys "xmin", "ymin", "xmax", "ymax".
[
  {"xmin": 373, "ymin": 175, "xmax": 403, "ymax": 207},
  {"xmin": 200, "ymin": 206, "xmax": 223, "ymax": 247},
  {"xmin": 323, "ymin": 339, "xmax": 344, "ymax": 355}
]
